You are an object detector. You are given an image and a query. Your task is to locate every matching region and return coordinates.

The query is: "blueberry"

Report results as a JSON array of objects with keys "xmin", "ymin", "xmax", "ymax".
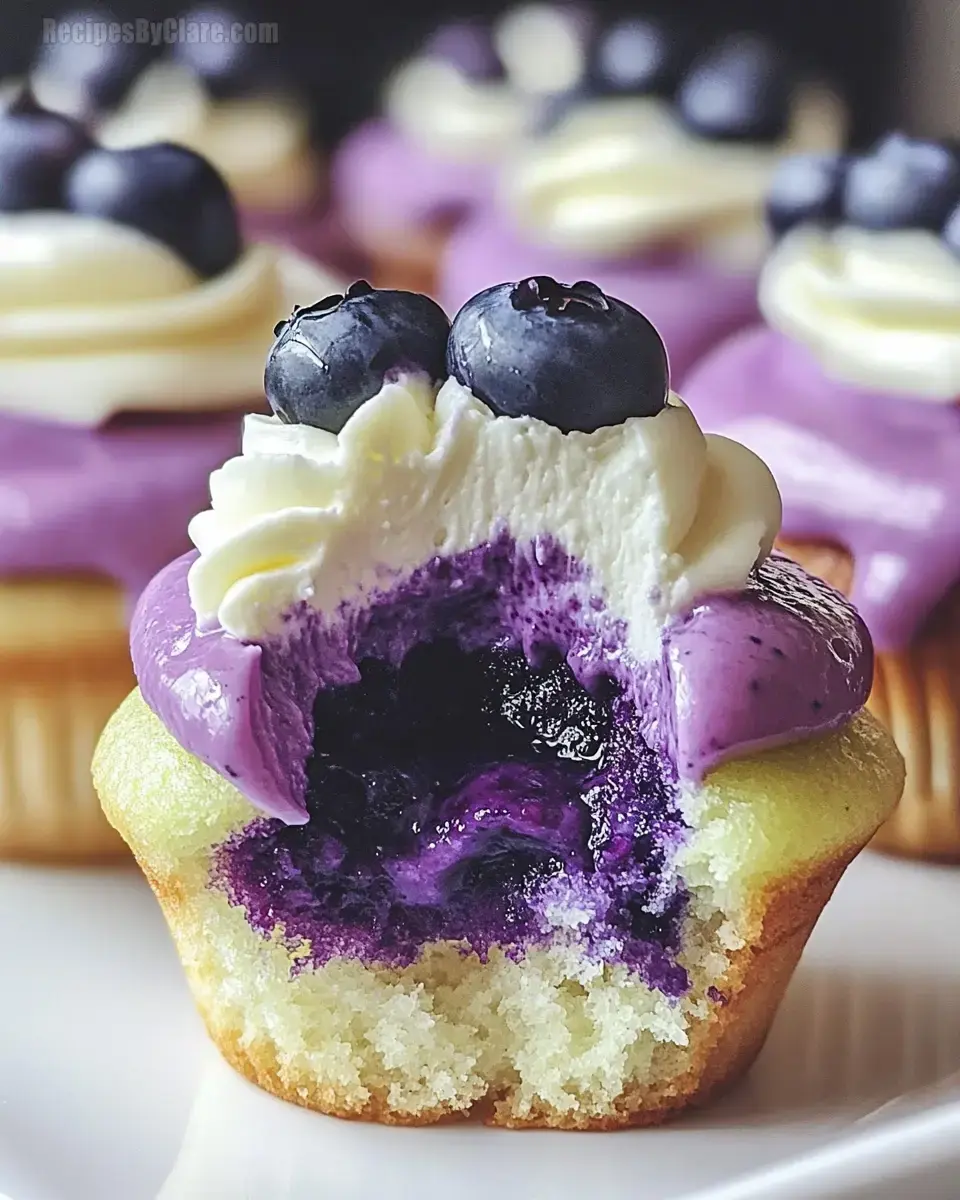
[
  {"xmin": 173, "ymin": 6, "xmax": 282, "ymax": 98},
  {"xmin": 32, "ymin": 8, "xmax": 157, "ymax": 113},
  {"xmin": 424, "ymin": 19, "xmax": 504, "ymax": 82},
  {"xmin": 842, "ymin": 133, "xmax": 960, "ymax": 232},
  {"xmin": 675, "ymin": 33, "xmax": 791, "ymax": 143},
  {"xmin": 64, "ymin": 142, "xmax": 241, "ymax": 278},
  {"xmin": 447, "ymin": 277, "xmax": 669, "ymax": 433},
  {"xmin": 942, "ymin": 201, "xmax": 960, "ymax": 257},
  {"xmin": 265, "ymin": 282, "xmax": 451, "ymax": 432},
  {"xmin": 0, "ymin": 90, "xmax": 93, "ymax": 211},
  {"xmin": 766, "ymin": 153, "xmax": 848, "ymax": 236},
  {"xmin": 588, "ymin": 16, "xmax": 687, "ymax": 97}
]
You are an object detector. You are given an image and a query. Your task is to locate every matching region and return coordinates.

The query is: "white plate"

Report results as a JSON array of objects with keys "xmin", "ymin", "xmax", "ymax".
[{"xmin": 1, "ymin": 851, "xmax": 959, "ymax": 1200}]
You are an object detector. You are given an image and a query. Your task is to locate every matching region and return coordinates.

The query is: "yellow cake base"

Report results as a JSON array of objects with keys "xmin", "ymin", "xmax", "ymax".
[
  {"xmin": 0, "ymin": 576, "xmax": 133, "ymax": 862},
  {"xmin": 95, "ymin": 691, "xmax": 903, "ymax": 1127}
]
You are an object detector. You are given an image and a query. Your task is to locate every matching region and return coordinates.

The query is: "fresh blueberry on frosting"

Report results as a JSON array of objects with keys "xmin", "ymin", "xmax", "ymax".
[
  {"xmin": 64, "ymin": 141, "xmax": 241, "ymax": 278},
  {"xmin": 842, "ymin": 133, "xmax": 960, "ymax": 233},
  {"xmin": 172, "ymin": 5, "xmax": 283, "ymax": 99},
  {"xmin": 424, "ymin": 19, "xmax": 505, "ymax": 82},
  {"xmin": 446, "ymin": 276, "xmax": 669, "ymax": 433},
  {"xmin": 588, "ymin": 16, "xmax": 688, "ymax": 98},
  {"xmin": 766, "ymin": 153, "xmax": 848, "ymax": 236},
  {"xmin": 676, "ymin": 33, "xmax": 791, "ymax": 143},
  {"xmin": 0, "ymin": 90, "xmax": 93, "ymax": 211},
  {"xmin": 265, "ymin": 281, "xmax": 451, "ymax": 431},
  {"xmin": 32, "ymin": 6, "xmax": 158, "ymax": 114}
]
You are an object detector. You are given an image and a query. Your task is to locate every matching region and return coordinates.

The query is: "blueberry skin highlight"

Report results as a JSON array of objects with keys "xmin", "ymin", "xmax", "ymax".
[
  {"xmin": 0, "ymin": 91, "xmax": 93, "ymax": 211},
  {"xmin": 676, "ymin": 33, "xmax": 791, "ymax": 144},
  {"xmin": 265, "ymin": 282, "xmax": 451, "ymax": 432},
  {"xmin": 766, "ymin": 153, "xmax": 848, "ymax": 237},
  {"xmin": 424, "ymin": 19, "xmax": 505, "ymax": 82},
  {"xmin": 64, "ymin": 142, "xmax": 241, "ymax": 278},
  {"xmin": 588, "ymin": 16, "xmax": 688, "ymax": 98},
  {"xmin": 843, "ymin": 133, "xmax": 960, "ymax": 232},
  {"xmin": 447, "ymin": 277, "xmax": 670, "ymax": 434}
]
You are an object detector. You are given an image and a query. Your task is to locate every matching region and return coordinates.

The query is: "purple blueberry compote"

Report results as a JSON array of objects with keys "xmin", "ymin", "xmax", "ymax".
[{"xmin": 210, "ymin": 535, "xmax": 688, "ymax": 992}]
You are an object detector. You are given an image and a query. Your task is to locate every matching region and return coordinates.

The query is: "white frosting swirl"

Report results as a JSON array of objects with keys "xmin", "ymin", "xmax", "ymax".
[
  {"xmin": 760, "ymin": 224, "xmax": 960, "ymax": 399},
  {"xmin": 504, "ymin": 88, "xmax": 846, "ymax": 266},
  {"xmin": 94, "ymin": 62, "xmax": 322, "ymax": 212},
  {"xmin": 385, "ymin": 56, "xmax": 527, "ymax": 161},
  {"xmin": 0, "ymin": 212, "xmax": 341, "ymax": 424},
  {"xmin": 187, "ymin": 378, "xmax": 781, "ymax": 660}
]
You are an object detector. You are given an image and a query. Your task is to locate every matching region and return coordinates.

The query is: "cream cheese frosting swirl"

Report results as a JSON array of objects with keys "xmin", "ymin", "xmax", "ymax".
[
  {"xmin": 93, "ymin": 62, "xmax": 321, "ymax": 212},
  {"xmin": 0, "ymin": 212, "xmax": 341, "ymax": 424},
  {"xmin": 759, "ymin": 224, "xmax": 960, "ymax": 399},
  {"xmin": 503, "ymin": 88, "xmax": 846, "ymax": 266},
  {"xmin": 385, "ymin": 57, "xmax": 527, "ymax": 162},
  {"xmin": 186, "ymin": 376, "xmax": 781, "ymax": 660}
]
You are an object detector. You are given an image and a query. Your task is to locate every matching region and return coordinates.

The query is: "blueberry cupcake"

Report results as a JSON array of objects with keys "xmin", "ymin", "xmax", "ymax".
[
  {"xmin": 31, "ymin": 6, "xmax": 361, "ymax": 276},
  {"xmin": 94, "ymin": 276, "xmax": 902, "ymax": 1125},
  {"xmin": 332, "ymin": 5, "xmax": 592, "ymax": 292},
  {"xmin": 0, "ymin": 91, "xmax": 339, "ymax": 861},
  {"xmin": 440, "ymin": 19, "xmax": 846, "ymax": 380},
  {"xmin": 683, "ymin": 133, "xmax": 960, "ymax": 861}
]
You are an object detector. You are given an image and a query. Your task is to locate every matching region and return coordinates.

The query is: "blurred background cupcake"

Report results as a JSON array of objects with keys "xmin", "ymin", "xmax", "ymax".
[
  {"xmin": 440, "ymin": 16, "xmax": 847, "ymax": 378},
  {"xmin": 0, "ymin": 91, "xmax": 339, "ymax": 862},
  {"xmin": 332, "ymin": 4, "xmax": 597, "ymax": 292},
  {"xmin": 682, "ymin": 133, "xmax": 960, "ymax": 861},
  {"xmin": 28, "ymin": 5, "xmax": 366, "ymax": 274}
]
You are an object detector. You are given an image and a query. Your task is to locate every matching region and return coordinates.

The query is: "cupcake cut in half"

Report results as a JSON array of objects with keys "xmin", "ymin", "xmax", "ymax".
[
  {"xmin": 0, "ymin": 88, "xmax": 340, "ymax": 861},
  {"xmin": 94, "ymin": 276, "xmax": 903, "ymax": 1127},
  {"xmin": 683, "ymin": 132, "xmax": 960, "ymax": 861}
]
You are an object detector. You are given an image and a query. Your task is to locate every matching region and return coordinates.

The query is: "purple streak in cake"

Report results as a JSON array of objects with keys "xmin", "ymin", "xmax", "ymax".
[
  {"xmin": 133, "ymin": 534, "xmax": 869, "ymax": 981},
  {"xmin": 682, "ymin": 326, "xmax": 960, "ymax": 650},
  {"xmin": 438, "ymin": 205, "xmax": 759, "ymax": 377},
  {"xmin": 332, "ymin": 119, "xmax": 494, "ymax": 246},
  {"xmin": 0, "ymin": 409, "xmax": 242, "ymax": 597}
]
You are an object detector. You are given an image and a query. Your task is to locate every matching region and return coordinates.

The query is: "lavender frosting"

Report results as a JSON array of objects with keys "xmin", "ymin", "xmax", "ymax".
[
  {"xmin": 332, "ymin": 119, "xmax": 494, "ymax": 244},
  {"xmin": 133, "ymin": 539, "xmax": 870, "ymax": 826},
  {"xmin": 438, "ymin": 205, "xmax": 759, "ymax": 379},
  {"xmin": 682, "ymin": 327, "xmax": 960, "ymax": 650},
  {"xmin": 0, "ymin": 410, "xmax": 242, "ymax": 596}
]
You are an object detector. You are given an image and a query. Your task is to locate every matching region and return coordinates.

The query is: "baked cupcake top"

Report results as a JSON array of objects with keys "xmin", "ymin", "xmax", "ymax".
[
  {"xmin": 684, "ymin": 132, "xmax": 960, "ymax": 649},
  {"xmin": 0, "ymin": 89, "xmax": 338, "ymax": 593},
  {"xmin": 132, "ymin": 278, "xmax": 872, "ymax": 827},
  {"xmin": 502, "ymin": 19, "xmax": 845, "ymax": 267},
  {"xmin": 30, "ymin": 6, "xmax": 321, "ymax": 214}
]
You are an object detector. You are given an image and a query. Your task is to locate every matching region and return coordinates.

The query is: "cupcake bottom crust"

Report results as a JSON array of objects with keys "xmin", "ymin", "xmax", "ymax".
[
  {"xmin": 96, "ymin": 692, "xmax": 902, "ymax": 1128},
  {"xmin": 0, "ymin": 576, "xmax": 133, "ymax": 861},
  {"xmin": 779, "ymin": 538, "xmax": 960, "ymax": 862}
]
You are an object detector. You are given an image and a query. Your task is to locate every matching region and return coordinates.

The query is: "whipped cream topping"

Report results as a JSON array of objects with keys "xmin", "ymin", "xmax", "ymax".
[
  {"xmin": 384, "ymin": 56, "xmax": 527, "ymax": 161},
  {"xmin": 0, "ymin": 212, "xmax": 341, "ymax": 424},
  {"xmin": 503, "ymin": 87, "xmax": 846, "ymax": 265},
  {"xmin": 95, "ymin": 62, "xmax": 321, "ymax": 212},
  {"xmin": 494, "ymin": 3, "xmax": 592, "ymax": 96},
  {"xmin": 186, "ymin": 376, "xmax": 781, "ymax": 661},
  {"xmin": 759, "ymin": 224, "xmax": 960, "ymax": 399}
]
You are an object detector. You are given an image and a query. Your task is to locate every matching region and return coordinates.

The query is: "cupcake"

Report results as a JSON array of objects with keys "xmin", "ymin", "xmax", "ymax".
[
  {"xmin": 332, "ymin": 5, "xmax": 592, "ymax": 293},
  {"xmin": 440, "ymin": 18, "xmax": 846, "ymax": 380},
  {"xmin": 94, "ymin": 276, "xmax": 902, "ymax": 1126},
  {"xmin": 31, "ymin": 6, "xmax": 361, "ymax": 275},
  {"xmin": 0, "ymin": 92, "xmax": 339, "ymax": 861},
  {"xmin": 682, "ymin": 133, "xmax": 960, "ymax": 861}
]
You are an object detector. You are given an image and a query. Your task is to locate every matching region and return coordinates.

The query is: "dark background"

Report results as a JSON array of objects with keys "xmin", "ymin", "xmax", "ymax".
[{"xmin": 1, "ymin": 0, "xmax": 906, "ymax": 146}]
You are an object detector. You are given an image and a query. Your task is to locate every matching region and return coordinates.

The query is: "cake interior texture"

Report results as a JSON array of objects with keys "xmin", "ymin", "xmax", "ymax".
[{"xmin": 97, "ymin": 537, "xmax": 903, "ymax": 1126}]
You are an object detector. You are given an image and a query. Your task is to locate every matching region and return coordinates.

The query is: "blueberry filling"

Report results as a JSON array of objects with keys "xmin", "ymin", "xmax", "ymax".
[{"xmin": 215, "ymin": 538, "xmax": 689, "ymax": 994}]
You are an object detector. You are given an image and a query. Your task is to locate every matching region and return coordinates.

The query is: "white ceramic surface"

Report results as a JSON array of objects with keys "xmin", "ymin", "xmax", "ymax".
[{"xmin": 1, "ymin": 851, "xmax": 959, "ymax": 1200}]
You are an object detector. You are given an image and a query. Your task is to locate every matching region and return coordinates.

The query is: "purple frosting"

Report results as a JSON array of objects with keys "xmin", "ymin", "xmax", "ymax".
[
  {"xmin": 133, "ymin": 540, "xmax": 870, "ymax": 824},
  {"xmin": 332, "ymin": 119, "xmax": 494, "ymax": 245},
  {"xmin": 0, "ymin": 410, "xmax": 242, "ymax": 597},
  {"xmin": 682, "ymin": 327, "xmax": 960, "ymax": 650},
  {"xmin": 438, "ymin": 204, "xmax": 760, "ymax": 378},
  {"xmin": 240, "ymin": 200, "xmax": 370, "ymax": 280}
]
